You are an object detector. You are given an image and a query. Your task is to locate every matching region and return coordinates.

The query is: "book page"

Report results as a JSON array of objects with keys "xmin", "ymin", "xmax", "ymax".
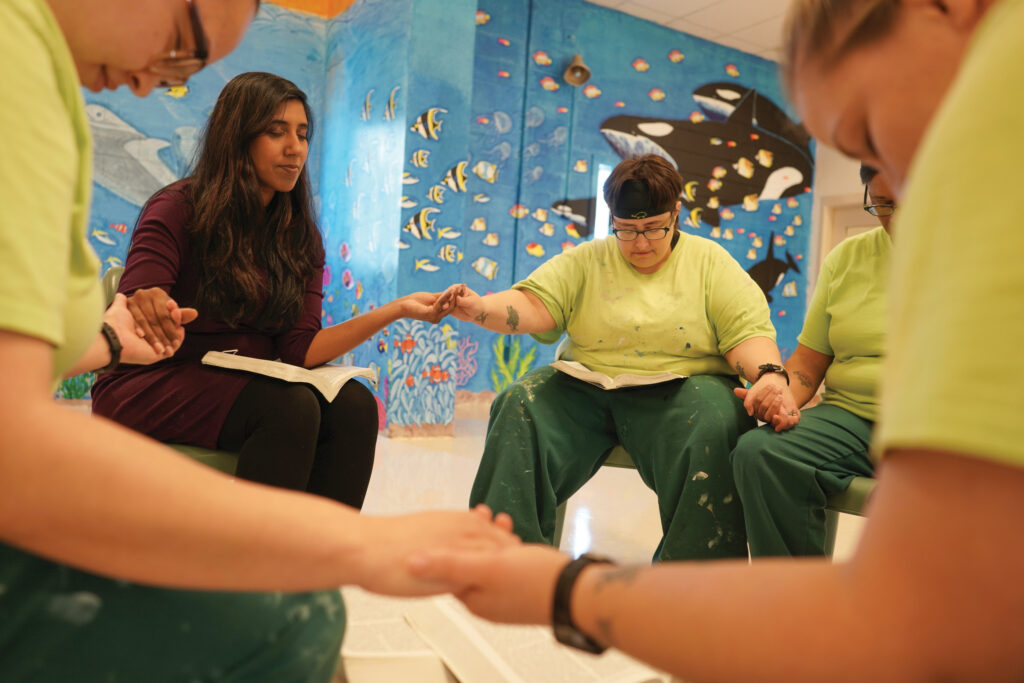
[
  {"xmin": 340, "ymin": 587, "xmax": 457, "ymax": 683},
  {"xmin": 201, "ymin": 351, "xmax": 375, "ymax": 401},
  {"xmin": 550, "ymin": 360, "xmax": 686, "ymax": 391},
  {"xmin": 405, "ymin": 595, "xmax": 670, "ymax": 683}
]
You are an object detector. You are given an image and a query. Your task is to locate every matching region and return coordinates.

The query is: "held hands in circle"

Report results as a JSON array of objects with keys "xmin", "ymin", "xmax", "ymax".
[
  {"xmin": 734, "ymin": 372, "xmax": 802, "ymax": 432},
  {"xmin": 104, "ymin": 289, "xmax": 198, "ymax": 366}
]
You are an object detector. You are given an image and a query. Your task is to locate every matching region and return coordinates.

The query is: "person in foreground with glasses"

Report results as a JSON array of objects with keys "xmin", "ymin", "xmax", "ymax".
[
  {"xmin": 442, "ymin": 154, "xmax": 796, "ymax": 562},
  {"xmin": 0, "ymin": 1, "xmax": 515, "ymax": 680},
  {"xmin": 730, "ymin": 164, "xmax": 895, "ymax": 557}
]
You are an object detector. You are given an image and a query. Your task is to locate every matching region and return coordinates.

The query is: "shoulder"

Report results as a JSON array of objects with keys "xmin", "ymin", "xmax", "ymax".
[
  {"xmin": 141, "ymin": 181, "xmax": 194, "ymax": 225},
  {"xmin": 676, "ymin": 232, "xmax": 739, "ymax": 268},
  {"xmin": 826, "ymin": 226, "xmax": 889, "ymax": 268}
]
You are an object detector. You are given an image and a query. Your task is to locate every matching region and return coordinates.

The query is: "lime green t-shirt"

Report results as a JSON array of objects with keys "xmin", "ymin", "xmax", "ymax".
[
  {"xmin": 798, "ymin": 226, "xmax": 890, "ymax": 421},
  {"xmin": 515, "ymin": 233, "xmax": 775, "ymax": 378},
  {"xmin": 875, "ymin": 0, "xmax": 1024, "ymax": 467},
  {"xmin": 0, "ymin": 0, "xmax": 102, "ymax": 385}
]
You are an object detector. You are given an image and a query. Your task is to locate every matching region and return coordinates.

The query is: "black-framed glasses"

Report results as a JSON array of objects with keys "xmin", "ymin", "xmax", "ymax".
[
  {"xmin": 148, "ymin": 0, "xmax": 209, "ymax": 87},
  {"xmin": 863, "ymin": 184, "xmax": 895, "ymax": 217},
  {"xmin": 611, "ymin": 223, "xmax": 673, "ymax": 242}
]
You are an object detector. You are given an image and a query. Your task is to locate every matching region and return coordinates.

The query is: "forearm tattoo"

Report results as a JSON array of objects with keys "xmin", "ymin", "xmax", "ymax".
[
  {"xmin": 735, "ymin": 361, "xmax": 746, "ymax": 380},
  {"xmin": 588, "ymin": 565, "xmax": 644, "ymax": 647},
  {"xmin": 474, "ymin": 311, "xmax": 489, "ymax": 325},
  {"xmin": 794, "ymin": 370, "xmax": 814, "ymax": 388},
  {"xmin": 505, "ymin": 305, "xmax": 519, "ymax": 332}
]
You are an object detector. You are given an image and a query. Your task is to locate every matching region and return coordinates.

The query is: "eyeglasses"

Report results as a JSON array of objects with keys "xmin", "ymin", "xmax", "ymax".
[
  {"xmin": 147, "ymin": 0, "xmax": 209, "ymax": 87},
  {"xmin": 863, "ymin": 184, "xmax": 895, "ymax": 217},
  {"xmin": 611, "ymin": 223, "xmax": 673, "ymax": 242}
]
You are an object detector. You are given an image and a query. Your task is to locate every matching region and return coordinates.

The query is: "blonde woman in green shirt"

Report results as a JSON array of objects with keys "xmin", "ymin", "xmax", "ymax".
[
  {"xmin": 447, "ymin": 154, "xmax": 798, "ymax": 562},
  {"xmin": 730, "ymin": 165, "xmax": 893, "ymax": 557}
]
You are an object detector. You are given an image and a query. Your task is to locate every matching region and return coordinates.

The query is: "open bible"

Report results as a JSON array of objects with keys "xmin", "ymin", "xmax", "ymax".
[
  {"xmin": 201, "ymin": 350, "xmax": 376, "ymax": 402},
  {"xmin": 550, "ymin": 360, "xmax": 686, "ymax": 391}
]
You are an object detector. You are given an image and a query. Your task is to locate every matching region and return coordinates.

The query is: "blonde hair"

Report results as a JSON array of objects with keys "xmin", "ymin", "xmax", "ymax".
[{"xmin": 781, "ymin": 0, "xmax": 899, "ymax": 95}]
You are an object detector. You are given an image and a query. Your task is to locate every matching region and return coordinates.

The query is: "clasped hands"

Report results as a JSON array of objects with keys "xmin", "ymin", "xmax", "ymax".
[
  {"xmin": 734, "ymin": 372, "xmax": 801, "ymax": 432},
  {"xmin": 103, "ymin": 288, "xmax": 198, "ymax": 367}
]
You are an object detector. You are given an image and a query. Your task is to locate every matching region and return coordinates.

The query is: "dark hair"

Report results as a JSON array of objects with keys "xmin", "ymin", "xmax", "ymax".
[
  {"xmin": 781, "ymin": 0, "xmax": 899, "ymax": 96},
  {"xmin": 603, "ymin": 154, "xmax": 682, "ymax": 218},
  {"xmin": 186, "ymin": 71, "xmax": 322, "ymax": 329}
]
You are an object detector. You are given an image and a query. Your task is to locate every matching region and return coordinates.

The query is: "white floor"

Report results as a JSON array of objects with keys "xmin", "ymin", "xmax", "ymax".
[{"xmin": 363, "ymin": 417, "xmax": 866, "ymax": 564}]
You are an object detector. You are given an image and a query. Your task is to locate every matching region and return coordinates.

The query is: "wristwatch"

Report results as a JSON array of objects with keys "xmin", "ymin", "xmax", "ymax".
[
  {"xmin": 755, "ymin": 362, "xmax": 789, "ymax": 385},
  {"xmin": 552, "ymin": 553, "xmax": 614, "ymax": 654},
  {"xmin": 98, "ymin": 322, "xmax": 122, "ymax": 373}
]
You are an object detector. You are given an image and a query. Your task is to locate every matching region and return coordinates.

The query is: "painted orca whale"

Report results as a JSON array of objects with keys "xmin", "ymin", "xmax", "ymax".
[{"xmin": 746, "ymin": 232, "xmax": 801, "ymax": 303}]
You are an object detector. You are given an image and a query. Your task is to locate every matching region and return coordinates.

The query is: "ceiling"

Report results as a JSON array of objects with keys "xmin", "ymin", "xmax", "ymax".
[{"xmin": 584, "ymin": 0, "xmax": 791, "ymax": 62}]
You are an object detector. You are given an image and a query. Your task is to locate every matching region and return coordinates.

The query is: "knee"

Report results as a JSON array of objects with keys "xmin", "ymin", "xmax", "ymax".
[
  {"xmin": 730, "ymin": 427, "xmax": 774, "ymax": 480},
  {"xmin": 273, "ymin": 385, "xmax": 322, "ymax": 435},
  {"xmin": 324, "ymin": 381, "xmax": 379, "ymax": 433}
]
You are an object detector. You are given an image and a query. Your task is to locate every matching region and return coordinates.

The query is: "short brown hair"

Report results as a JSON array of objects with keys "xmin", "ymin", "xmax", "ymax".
[
  {"xmin": 603, "ymin": 154, "xmax": 682, "ymax": 217},
  {"xmin": 782, "ymin": 0, "xmax": 899, "ymax": 96}
]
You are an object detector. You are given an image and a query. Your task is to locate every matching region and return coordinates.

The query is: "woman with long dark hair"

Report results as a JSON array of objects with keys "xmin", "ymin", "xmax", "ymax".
[{"xmin": 93, "ymin": 72, "xmax": 446, "ymax": 507}]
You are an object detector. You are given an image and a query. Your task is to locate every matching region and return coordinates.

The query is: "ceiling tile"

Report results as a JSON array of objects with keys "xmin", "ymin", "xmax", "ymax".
[
  {"xmin": 683, "ymin": 0, "xmax": 789, "ymax": 33},
  {"xmin": 614, "ymin": 1, "xmax": 677, "ymax": 24},
  {"xmin": 585, "ymin": 0, "xmax": 628, "ymax": 8},
  {"xmin": 666, "ymin": 17, "xmax": 722, "ymax": 39},
  {"xmin": 729, "ymin": 14, "xmax": 787, "ymax": 49},
  {"xmin": 628, "ymin": 0, "xmax": 720, "ymax": 16}
]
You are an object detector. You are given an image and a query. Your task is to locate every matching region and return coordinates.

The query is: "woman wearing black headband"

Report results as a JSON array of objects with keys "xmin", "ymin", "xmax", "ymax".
[{"xmin": 445, "ymin": 154, "xmax": 795, "ymax": 562}]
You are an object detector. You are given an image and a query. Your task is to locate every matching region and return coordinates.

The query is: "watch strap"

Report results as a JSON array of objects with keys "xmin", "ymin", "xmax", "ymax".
[
  {"xmin": 755, "ymin": 362, "xmax": 789, "ymax": 386},
  {"xmin": 552, "ymin": 553, "xmax": 613, "ymax": 654},
  {"xmin": 98, "ymin": 322, "xmax": 122, "ymax": 373}
]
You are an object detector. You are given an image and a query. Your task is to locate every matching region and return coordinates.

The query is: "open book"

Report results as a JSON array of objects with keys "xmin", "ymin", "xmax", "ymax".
[
  {"xmin": 551, "ymin": 360, "xmax": 686, "ymax": 391},
  {"xmin": 201, "ymin": 350, "xmax": 376, "ymax": 402},
  {"xmin": 403, "ymin": 594, "xmax": 670, "ymax": 683}
]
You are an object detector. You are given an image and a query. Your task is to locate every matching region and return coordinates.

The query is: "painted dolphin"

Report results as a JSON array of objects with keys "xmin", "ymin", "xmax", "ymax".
[
  {"xmin": 746, "ymin": 232, "xmax": 801, "ymax": 303},
  {"xmin": 87, "ymin": 104, "xmax": 178, "ymax": 206}
]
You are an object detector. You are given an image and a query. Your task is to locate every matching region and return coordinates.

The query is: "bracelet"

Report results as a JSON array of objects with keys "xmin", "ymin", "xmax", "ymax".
[
  {"xmin": 97, "ymin": 322, "xmax": 122, "ymax": 373},
  {"xmin": 755, "ymin": 362, "xmax": 789, "ymax": 386}
]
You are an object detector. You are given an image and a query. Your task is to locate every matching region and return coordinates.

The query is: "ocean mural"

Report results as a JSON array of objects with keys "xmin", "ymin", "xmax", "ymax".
[{"xmin": 71, "ymin": 0, "xmax": 814, "ymax": 422}]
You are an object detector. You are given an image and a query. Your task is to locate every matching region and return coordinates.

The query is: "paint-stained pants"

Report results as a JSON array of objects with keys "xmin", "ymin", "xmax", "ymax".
[
  {"xmin": 0, "ymin": 545, "xmax": 345, "ymax": 683},
  {"xmin": 730, "ymin": 403, "xmax": 875, "ymax": 557},
  {"xmin": 469, "ymin": 367, "xmax": 754, "ymax": 561}
]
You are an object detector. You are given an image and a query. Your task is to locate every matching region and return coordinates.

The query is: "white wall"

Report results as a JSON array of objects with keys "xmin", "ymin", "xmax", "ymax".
[{"xmin": 807, "ymin": 143, "xmax": 862, "ymax": 288}]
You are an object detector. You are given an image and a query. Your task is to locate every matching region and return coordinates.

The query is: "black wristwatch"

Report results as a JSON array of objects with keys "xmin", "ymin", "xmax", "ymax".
[
  {"xmin": 552, "ymin": 553, "xmax": 614, "ymax": 654},
  {"xmin": 98, "ymin": 322, "xmax": 122, "ymax": 373},
  {"xmin": 755, "ymin": 362, "xmax": 789, "ymax": 385}
]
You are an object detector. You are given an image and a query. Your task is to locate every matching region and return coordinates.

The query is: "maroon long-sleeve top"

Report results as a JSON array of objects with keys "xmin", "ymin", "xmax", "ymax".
[{"xmin": 92, "ymin": 185, "xmax": 325, "ymax": 448}]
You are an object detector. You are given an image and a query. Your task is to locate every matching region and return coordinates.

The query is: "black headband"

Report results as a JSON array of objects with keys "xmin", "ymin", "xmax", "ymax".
[{"xmin": 612, "ymin": 179, "xmax": 676, "ymax": 219}]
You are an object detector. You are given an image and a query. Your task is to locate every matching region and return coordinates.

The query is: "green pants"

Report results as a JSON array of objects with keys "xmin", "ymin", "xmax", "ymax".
[
  {"xmin": 0, "ymin": 545, "xmax": 345, "ymax": 682},
  {"xmin": 730, "ymin": 403, "xmax": 875, "ymax": 557},
  {"xmin": 470, "ymin": 367, "xmax": 754, "ymax": 561}
]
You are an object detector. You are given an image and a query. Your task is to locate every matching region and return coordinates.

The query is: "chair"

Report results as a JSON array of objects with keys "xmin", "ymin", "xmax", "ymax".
[
  {"xmin": 100, "ymin": 265, "xmax": 240, "ymax": 475},
  {"xmin": 550, "ymin": 447, "xmax": 875, "ymax": 558}
]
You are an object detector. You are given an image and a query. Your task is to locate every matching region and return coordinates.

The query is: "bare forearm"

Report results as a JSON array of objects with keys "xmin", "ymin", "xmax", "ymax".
[
  {"xmin": 784, "ymin": 344, "xmax": 832, "ymax": 408},
  {"xmin": 0, "ymin": 401, "xmax": 368, "ymax": 592},
  {"xmin": 469, "ymin": 289, "xmax": 554, "ymax": 334},
  {"xmin": 723, "ymin": 336, "xmax": 783, "ymax": 382},
  {"xmin": 304, "ymin": 299, "xmax": 405, "ymax": 366}
]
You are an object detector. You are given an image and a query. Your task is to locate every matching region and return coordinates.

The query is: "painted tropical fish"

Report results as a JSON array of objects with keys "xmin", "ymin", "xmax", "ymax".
[
  {"xmin": 482, "ymin": 232, "xmax": 499, "ymax": 246},
  {"xmin": 436, "ymin": 226, "xmax": 461, "ymax": 239},
  {"xmin": 525, "ymin": 242, "xmax": 545, "ymax": 257},
  {"xmin": 403, "ymin": 207, "xmax": 439, "ymax": 240},
  {"xmin": 410, "ymin": 149, "xmax": 430, "ymax": 168},
  {"xmin": 440, "ymin": 161, "xmax": 469, "ymax": 192},
  {"xmin": 361, "ymin": 89, "xmax": 374, "ymax": 121},
  {"xmin": 410, "ymin": 108, "xmax": 447, "ymax": 140},
  {"xmin": 472, "ymin": 160, "xmax": 498, "ymax": 183},
  {"xmin": 471, "ymin": 256, "xmax": 498, "ymax": 280},
  {"xmin": 164, "ymin": 85, "xmax": 189, "ymax": 98},
  {"xmin": 473, "ymin": 193, "xmax": 491, "ymax": 203},
  {"xmin": 383, "ymin": 86, "xmax": 400, "ymax": 122},
  {"xmin": 427, "ymin": 185, "xmax": 446, "ymax": 204},
  {"xmin": 470, "ymin": 217, "xmax": 487, "ymax": 232},
  {"xmin": 437, "ymin": 244, "xmax": 463, "ymax": 263},
  {"xmin": 414, "ymin": 259, "xmax": 440, "ymax": 272},
  {"xmin": 90, "ymin": 229, "xmax": 116, "ymax": 246}
]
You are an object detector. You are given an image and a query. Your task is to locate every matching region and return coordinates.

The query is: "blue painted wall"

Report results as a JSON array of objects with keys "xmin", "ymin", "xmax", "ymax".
[{"xmin": 78, "ymin": 0, "xmax": 812, "ymax": 426}]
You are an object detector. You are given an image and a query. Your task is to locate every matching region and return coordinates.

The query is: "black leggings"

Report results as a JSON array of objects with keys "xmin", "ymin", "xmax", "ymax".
[{"xmin": 217, "ymin": 376, "xmax": 377, "ymax": 509}]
